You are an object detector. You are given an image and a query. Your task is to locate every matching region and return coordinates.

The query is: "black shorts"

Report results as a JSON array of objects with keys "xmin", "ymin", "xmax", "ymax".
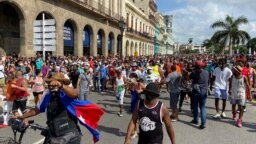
[
  {"xmin": 12, "ymin": 99, "xmax": 27, "ymax": 113},
  {"xmin": 33, "ymin": 92, "xmax": 44, "ymax": 97}
]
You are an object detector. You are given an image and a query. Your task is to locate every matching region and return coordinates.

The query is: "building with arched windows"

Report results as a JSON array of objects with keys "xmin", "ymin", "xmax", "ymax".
[
  {"xmin": 0, "ymin": 0, "xmax": 175, "ymax": 57},
  {"xmin": 124, "ymin": 0, "xmax": 175, "ymax": 56},
  {"xmin": 124, "ymin": 0, "xmax": 155, "ymax": 56},
  {"xmin": 0, "ymin": 0, "xmax": 125, "ymax": 57}
]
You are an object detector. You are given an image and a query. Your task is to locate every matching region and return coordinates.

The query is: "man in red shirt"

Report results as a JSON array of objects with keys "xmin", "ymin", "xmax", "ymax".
[
  {"xmin": 108, "ymin": 63, "xmax": 117, "ymax": 90},
  {"xmin": 88, "ymin": 57, "xmax": 94, "ymax": 69}
]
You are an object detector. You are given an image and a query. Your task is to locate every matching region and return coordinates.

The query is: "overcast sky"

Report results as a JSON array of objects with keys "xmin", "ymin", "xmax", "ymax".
[{"xmin": 157, "ymin": 0, "xmax": 256, "ymax": 45}]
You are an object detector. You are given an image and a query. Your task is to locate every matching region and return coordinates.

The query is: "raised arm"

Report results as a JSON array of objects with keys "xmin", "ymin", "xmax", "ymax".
[
  {"xmin": 124, "ymin": 102, "xmax": 139, "ymax": 144},
  {"xmin": 162, "ymin": 105, "xmax": 176, "ymax": 144}
]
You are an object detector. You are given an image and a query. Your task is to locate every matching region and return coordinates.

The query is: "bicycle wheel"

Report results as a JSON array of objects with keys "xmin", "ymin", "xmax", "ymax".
[{"xmin": 0, "ymin": 137, "xmax": 16, "ymax": 144}]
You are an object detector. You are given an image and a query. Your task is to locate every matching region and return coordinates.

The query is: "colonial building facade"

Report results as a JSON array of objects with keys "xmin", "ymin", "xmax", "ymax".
[
  {"xmin": 0, "ymin": 0, "xmax": 124, "ymax": 57},
  {"xmin": 0, "ymin": 0, "xmax": 175, "ymax": 57},
  {"xmin": 123, "ymin": 0, "xmax": 155, "ymax": 56}
]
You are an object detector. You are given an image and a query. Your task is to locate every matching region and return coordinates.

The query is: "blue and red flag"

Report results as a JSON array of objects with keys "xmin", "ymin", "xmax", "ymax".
[{"xmin": 38, "ymin": 90, "xmax": 104, "ymax": 143}]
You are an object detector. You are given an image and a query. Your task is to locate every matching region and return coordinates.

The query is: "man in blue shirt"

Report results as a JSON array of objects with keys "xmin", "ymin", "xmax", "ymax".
[{"xmin": 99, "ymin": 63, "xmax": 108, "ymax": 94}]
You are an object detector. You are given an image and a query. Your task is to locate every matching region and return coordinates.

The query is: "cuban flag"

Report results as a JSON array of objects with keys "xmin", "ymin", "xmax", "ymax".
[{"xmin": 38, "ymin": 90, "xmax": 104, "ymax": 143}]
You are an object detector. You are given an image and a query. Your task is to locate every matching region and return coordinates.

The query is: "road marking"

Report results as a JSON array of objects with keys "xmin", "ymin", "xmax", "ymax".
[{"xmin": 33, "ymin": 138, "xmax": 45, "ymax": 144}]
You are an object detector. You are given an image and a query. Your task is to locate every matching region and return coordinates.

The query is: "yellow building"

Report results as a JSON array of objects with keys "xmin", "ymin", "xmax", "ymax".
[{"xmin": 123, "ymin": 0, "xmax": 155, "ymax": 56}]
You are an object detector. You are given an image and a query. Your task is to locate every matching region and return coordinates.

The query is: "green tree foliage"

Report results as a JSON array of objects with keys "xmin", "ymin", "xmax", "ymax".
[
  {"xmin": 247, "ymin": 37, "xmax": 256, "ymax": 54},
  {"xmin": 211, "ymin": 15, "xmax": 250, "ymax": 55},
  {"xmin": 234, "ymin": 46, "xmax": 248, "ymax": 54}
]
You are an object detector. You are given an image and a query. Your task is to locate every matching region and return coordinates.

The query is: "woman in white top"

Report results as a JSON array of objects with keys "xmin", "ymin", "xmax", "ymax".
[
  {"xmin": 115, "ymin": 70, "xmax": 126, "ymax": 117},
  {"xmin": 229, "ymin": 66, "xmax": 251, "ymax": 128}
]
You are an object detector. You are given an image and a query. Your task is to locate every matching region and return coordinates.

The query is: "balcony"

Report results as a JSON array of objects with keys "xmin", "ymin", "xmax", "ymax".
[
  {"xmin": 160, "ymin": 26, "xmax": 165, "ymax": 33},
  {"xmin": 149, "ymin": 0, "xmax": 158, "ymax": 12},
  {"xmin": 126, "ymin": 28, "xmax": 153, "ymax": 41},
  {"xmin": 69, "ymin": 0, "xmax": 122, "ymax": 21},
  {"xmin": 149, "ymin": 14, "xmax": 158, "ymax": 25}
]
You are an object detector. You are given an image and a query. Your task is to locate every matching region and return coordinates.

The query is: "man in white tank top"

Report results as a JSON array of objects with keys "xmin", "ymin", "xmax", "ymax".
[{"xmin": 115, "ymin": 70, "xmax": 126, "ymax": 117}]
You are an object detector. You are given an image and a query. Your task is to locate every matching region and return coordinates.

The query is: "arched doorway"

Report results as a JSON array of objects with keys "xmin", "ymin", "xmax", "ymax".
[
  {"xmin": 126, "ymin": 40, "xmax": 129, "ymax": 56},
  {"xmin": 83, "ymin": 25, "xmax": 92, "ymax": 56},
  {"xmin": 108, "ymin": 32, "xmax": 114, "ymax": 55},
  {"xmin": 97, "ymin": 29, "xmax": 105, "ymax": 56},
  {"xmin": 0, "ymin": 2, "xmax": 25, "ymax": 56},
  {"xmin": 130, "ymin": 42, "xmax": 134, "ymax": 56},
  {"xmin": 117, "ymin": 35, "xmax": 122, "ymax": 56},
  {"xmin": 63, "ymin": 20, "xmax": 76, "ymax": 55},
  {"xmin": 135, "ymin": 43, "xmax": 138, "ymax": 56},
  {"xmin": 34, "ymin": 12, "xmax": 55, "ymax": 59}
]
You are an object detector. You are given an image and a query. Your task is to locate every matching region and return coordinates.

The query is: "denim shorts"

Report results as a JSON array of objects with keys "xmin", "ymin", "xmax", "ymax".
[
  {"xmin": 230, "ymin": 98, "xmax": 246, "ymax": 106},
  {"xmin": 214, "ymin": 88, "xmax": 228, "ymax": 100},
  {"xmin": 170, "ymin": 92, "xmax": 180, "ymax": 110}
]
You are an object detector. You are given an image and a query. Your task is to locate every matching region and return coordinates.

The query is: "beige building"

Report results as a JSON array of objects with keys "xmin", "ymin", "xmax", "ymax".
[
  {"xmin": 158, "ymin": 14, "xmax": 166, "ymax": 55},
  {"xmin": 124, "ymin": 0, "xmax": 155, "ymax": 56},
  {"xmin": 0, "ymin": 0, "xmax": 125, "ymax": 57}
]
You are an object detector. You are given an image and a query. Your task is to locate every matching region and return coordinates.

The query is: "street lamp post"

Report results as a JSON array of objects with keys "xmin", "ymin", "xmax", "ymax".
[{"xmin": 118, "ymin": 16, "xmax": 126, "ymax": 58}]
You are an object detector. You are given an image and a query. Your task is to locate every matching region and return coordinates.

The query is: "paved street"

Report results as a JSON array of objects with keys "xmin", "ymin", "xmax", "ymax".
[{"xmin": 0, "ymin": 89, "xmax": 255, "ymax": 144}]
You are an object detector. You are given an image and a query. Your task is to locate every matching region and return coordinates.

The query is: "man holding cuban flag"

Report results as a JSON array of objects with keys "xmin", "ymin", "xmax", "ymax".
[{"xmin": 14, "ymin": 72, "xmax": 104, "ymax": 144}]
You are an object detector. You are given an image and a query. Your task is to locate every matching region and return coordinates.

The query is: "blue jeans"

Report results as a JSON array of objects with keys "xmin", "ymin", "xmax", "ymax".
[
  {"xmin": 100, "ymin": 78, "xmax": 107, "ymax": 92},
  {"xmin": 93, "ymin": 77, "xmax": 100, "ymax": 91},
  {"xmin": 130, "ymin": 90, "xmax": 139, "ymax": 113},
  {"xmin": 192, "ymin": 89, "xmax": 207, "ymax": 125}
]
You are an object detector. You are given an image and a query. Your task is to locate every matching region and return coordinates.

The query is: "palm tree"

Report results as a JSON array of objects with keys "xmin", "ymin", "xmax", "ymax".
[
  {"xmin": 202, "ymin": 39, "xmax": 213, "ymax": 48},
  {"xmin": 202, "ymin": 38, "xmax": 225, "ymax": 54},
  {"xmin": 211, "ymin": 15, "xmax": 251, "ymax": 55}
]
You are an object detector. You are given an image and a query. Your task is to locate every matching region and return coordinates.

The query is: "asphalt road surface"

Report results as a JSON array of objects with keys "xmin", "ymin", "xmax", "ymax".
[{"xmin": 0, "ymin": 89, "xmax": 255, "ymax": 144}]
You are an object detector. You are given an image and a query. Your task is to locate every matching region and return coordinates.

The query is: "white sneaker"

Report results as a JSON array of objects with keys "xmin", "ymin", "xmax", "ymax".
[
  {"xmin": 221, "ymin": 112, "xmax": 226, "ymax": 118},
  {"xmin": 118, "ymin": 112, "xmax": 123, "ymax": 117},
  {"xmin": 213, "ymin": 113, "xmax": 221, "ymax": 119}
]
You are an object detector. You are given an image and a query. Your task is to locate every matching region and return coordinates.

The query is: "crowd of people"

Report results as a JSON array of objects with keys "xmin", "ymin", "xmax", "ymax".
[{"xmin": 0, "ymin": 53, "xmax": 256, "ymax": 143}]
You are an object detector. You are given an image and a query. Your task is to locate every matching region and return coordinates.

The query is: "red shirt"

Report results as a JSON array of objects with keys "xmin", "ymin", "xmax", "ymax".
[
  {"xmin": 14, "ymin": 78, "xmax": 28, "ymax": 99},
  {"xmin": 89, "ymin": 60, "xmax": 94, "ymax": 68},
  {"xmin": 242, "ymin": 67, "xmax": 250, "ymax": 78},
  {"xmin": 108, "ymin": 66, "xmax": 117, "ymax": 77}
]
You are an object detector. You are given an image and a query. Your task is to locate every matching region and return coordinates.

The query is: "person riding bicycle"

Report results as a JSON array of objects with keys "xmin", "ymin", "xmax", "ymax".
[{"xmin": 14, "ymin": 73, "xmax": 82, "ymax": 144}]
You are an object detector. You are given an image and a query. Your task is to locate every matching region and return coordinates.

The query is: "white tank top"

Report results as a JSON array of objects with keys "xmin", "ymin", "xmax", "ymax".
[
  {"xmin": 116, "ymin": 77, "xmax": 125, "ymax": 92},
  {"xmin": 231, "ymin": 76, "xmax": 246, "ymax": 99}
]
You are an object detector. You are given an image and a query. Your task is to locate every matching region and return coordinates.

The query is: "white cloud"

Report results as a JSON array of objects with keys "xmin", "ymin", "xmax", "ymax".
[{"xmin": 167, "ymin": 0, "xmax": 256, "ymax": 44}]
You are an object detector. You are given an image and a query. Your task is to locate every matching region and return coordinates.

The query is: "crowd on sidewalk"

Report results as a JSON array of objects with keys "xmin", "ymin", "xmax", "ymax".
[{"xmin": 0, "ymin": 53, "xmax": 256, "ymax": 143}]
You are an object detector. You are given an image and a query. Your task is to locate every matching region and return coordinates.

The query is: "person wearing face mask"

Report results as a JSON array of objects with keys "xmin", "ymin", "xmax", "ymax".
[
  {"xmin": 144, "ymin": 67, "xmax": 158, "ymax": 86},
  {"xmin": 124, "ymin": 83, "xmax": 176, "ymax": 144},
  {"xmin": 14, "ymin": 72, "xmax": 104, "ymax": 143}
]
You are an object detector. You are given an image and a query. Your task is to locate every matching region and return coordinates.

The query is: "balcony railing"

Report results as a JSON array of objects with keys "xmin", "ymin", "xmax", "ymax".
[
  {"xmin": 149, "ymin": 14, "xmax": 157, "ymax": 25},
  {"xmin": 149, "ymin": 0, "xmax": 157, "ymax": 12},
  {"xmin": 126, "ymin": 27, "xmax": 153, "ymax": 41},
  {"xmin": 70, "ymin": 0, "xmax": 122, "ymax": 21}
]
